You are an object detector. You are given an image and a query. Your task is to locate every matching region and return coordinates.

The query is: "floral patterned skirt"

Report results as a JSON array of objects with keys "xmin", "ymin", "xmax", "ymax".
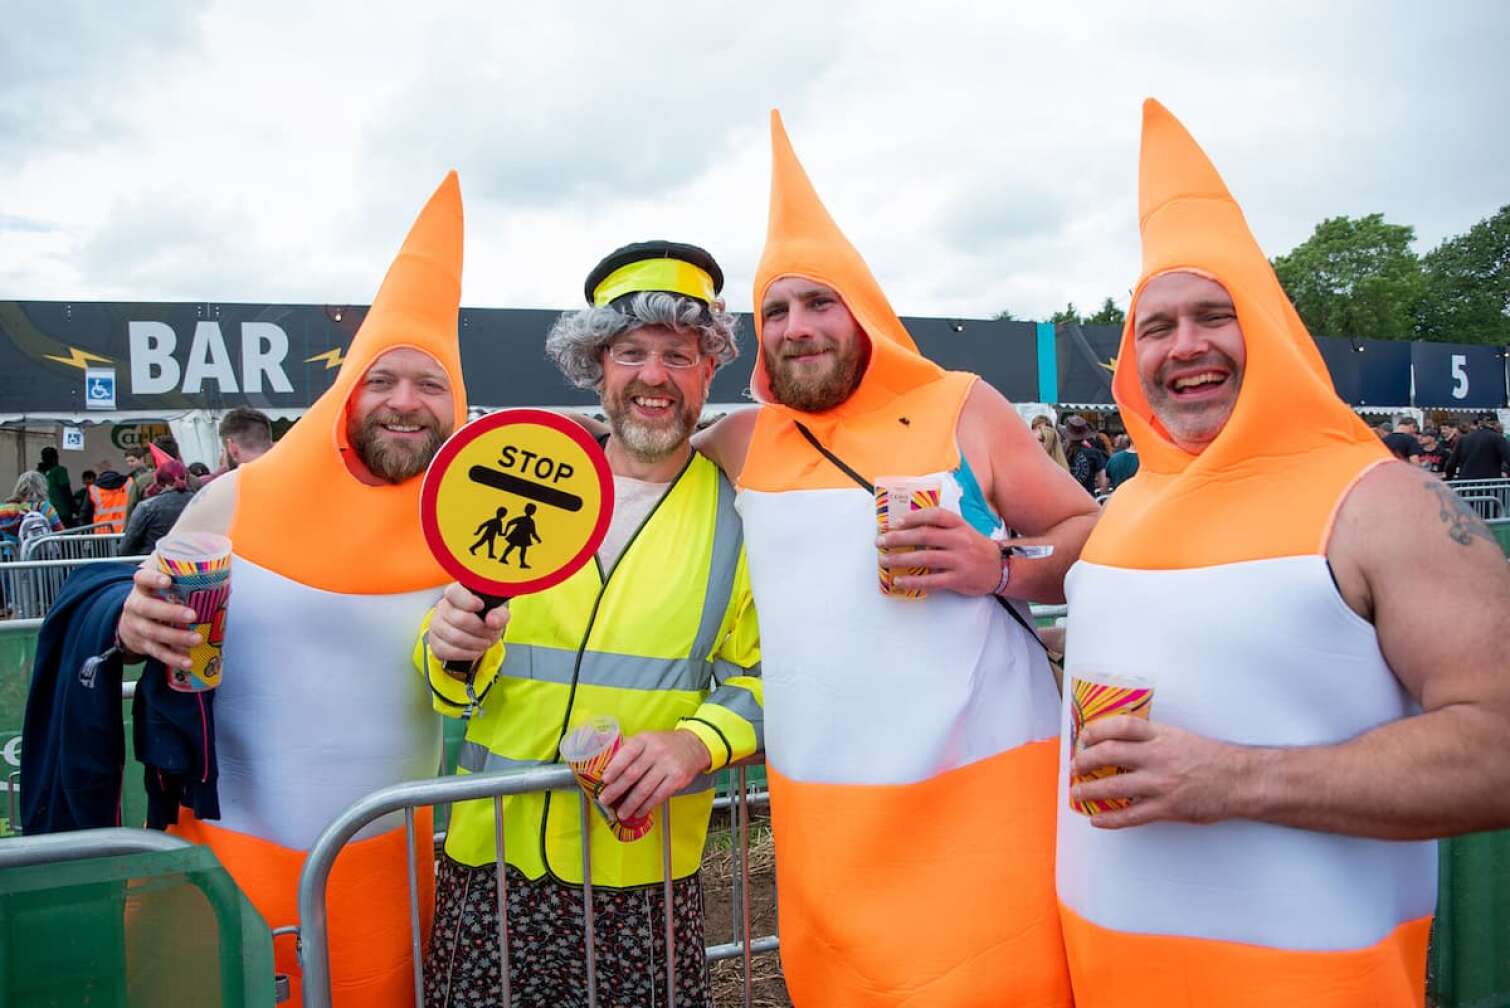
[{"xmin": 425, "ymin": 853, "xmax": 712, "ymax": 1008}]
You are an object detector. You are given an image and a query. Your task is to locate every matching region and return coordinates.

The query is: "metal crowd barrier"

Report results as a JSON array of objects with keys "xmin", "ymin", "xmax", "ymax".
[
  {"xmin": 20, "ymin": 524, "xmax": 125, "ymax": 562},
  {"xmin": 0, "ymin": 554, "xmax": 146, "ymax": 620},
  {"xmin": 295, "ymin": 761, "xmax": 775, "ymax": 1008},
  {"xmin": 0, "ymin": 825, "xmax": 191, "ymax": 868},
  {"xmin": 1449, "ymin": 478, "xmax": 1510, "ymax": 516}
]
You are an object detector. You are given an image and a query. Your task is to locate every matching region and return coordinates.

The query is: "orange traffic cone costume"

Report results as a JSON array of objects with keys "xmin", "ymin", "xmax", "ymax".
[
  {"xmin": 736, "ymin": 112, "xmax": 1071, "ymax": 1006},
  {"xmin": 173, "ymin": 173, "xmax": 469, "ymax": 1006},
  {"xmin": 1057, "ymin": 101, "xmax": 1435, "ymax": 1006}
]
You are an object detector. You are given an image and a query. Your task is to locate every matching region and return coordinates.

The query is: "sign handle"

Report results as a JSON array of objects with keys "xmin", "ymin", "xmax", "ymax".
[{"xmin": 443, "ymin": 593, "xmax": 510, "ymax": 679}]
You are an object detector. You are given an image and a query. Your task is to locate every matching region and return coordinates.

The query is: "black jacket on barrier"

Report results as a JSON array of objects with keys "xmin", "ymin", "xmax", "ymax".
[
  {"xmin": 20, "ymin": 563, "xmax": 219, "ymax": 834},
  {"xmin": 21, "ymin": 564, "xmax": 134, "ymax": 833}
]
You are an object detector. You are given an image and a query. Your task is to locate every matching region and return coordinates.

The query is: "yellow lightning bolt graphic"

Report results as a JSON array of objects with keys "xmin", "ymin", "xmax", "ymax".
[
  {"xmin": 1098, "ymin": 356, "xmax": 1119, "ymax": 374},
  {"xmin": 43, "ymin": 346, "xmax": 113, "ymax": 370},
  {"xmin": 305, "ymin": 347, "xmax": 346, "ymax": 370}
]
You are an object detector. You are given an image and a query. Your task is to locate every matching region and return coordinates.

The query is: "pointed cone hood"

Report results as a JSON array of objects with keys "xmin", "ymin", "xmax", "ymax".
[
  {"xmin": 1112, "ymin": 99, "xmax": 1379, "ymax": 476},
  {"xmin": 1086, "ymin": 102, "xmax": 1386, "ymax": 569},
  {"xmin": 751, "ymin": 111, "xmax": 942, "ymax": 420},
  {"xmin": 230, "ymin": 171, "xmax": 468, "ymax": 593}
]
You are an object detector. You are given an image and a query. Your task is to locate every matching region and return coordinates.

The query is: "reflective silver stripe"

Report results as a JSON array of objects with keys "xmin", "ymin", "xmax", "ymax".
[
  {"xmin": 691, "ymin": 468, "xmax": 743, "ymax": 660},
  {"xmin": 705, "ymin": 678, "xmax": 762, "ymax": 723},
  {"xmin": 500, "ymin": 644, "xmax": 707, "ymax": 693},
  {"xmin": 458, "ymin": 741, "xmax": 552, "ymax": 775}
]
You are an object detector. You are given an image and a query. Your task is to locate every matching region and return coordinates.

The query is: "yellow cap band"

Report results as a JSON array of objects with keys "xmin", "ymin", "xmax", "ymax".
[{"xmin": 592, "ymin": 259, "xmax": 716, "ymax": 308}]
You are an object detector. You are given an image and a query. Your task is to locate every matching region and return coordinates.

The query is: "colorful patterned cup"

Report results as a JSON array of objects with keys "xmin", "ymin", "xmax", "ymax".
[
  {"xmin": 1068, "ymin": 670, "xmax": 1154, "ymax": 816},
  {"xmin": 875, "ymin": 476, "xmax": 942, "ymax": 599},
  {"xmin": 558, "ymin": 716, "xmax": 654, "ymax": 842},
  {"xmin": 154, "ymin": 532, "xmax": 232, "ymax": 693}
]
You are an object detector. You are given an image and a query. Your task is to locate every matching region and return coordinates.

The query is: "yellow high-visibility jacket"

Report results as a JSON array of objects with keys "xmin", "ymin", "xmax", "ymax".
[{"xmin": 415, "ymin": 452, "xmax": 761, "ymax": 888}]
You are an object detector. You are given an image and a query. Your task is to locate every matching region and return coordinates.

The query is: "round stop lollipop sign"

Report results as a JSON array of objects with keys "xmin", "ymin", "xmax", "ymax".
[{"xmin": 421, "ymin": 409, "xmax": 614, "ymax": 599}]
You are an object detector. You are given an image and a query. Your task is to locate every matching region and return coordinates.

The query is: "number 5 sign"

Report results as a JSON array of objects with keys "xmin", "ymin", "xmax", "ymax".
[{"xmin": 1411, "ymin": 343, "xmax": 1504, "ymax": 409}]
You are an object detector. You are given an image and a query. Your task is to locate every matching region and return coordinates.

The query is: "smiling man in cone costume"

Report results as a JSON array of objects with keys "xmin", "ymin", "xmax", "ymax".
[
  {"xmin": 1057, "ymin": 101, "xmax": 1510, "ymax": 1007},
  {"xmin": 696, "ymin": 112, "xmax": 1095, "ymax": 1006},
  {"xmin": 116, "ymin": 173, "xmax": 469, "ymax": 1005}
]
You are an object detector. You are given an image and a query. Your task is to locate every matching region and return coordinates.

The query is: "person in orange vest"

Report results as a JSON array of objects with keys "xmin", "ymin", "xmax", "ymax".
[
  {"xmin": 86, "ymin": 466, "xmax": 130, "ymax": 533},
  {"xmin": 1058, "ymin": 99, "xmax": 1510, "ymax": 1008}
]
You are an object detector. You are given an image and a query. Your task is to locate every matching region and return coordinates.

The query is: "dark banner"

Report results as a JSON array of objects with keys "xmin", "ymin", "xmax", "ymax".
[
  {"xmin": 1410, "ymin": 341, "xmax": 1507, "ymax": 409},
  {"xmin": 1054, "ymin": 323, "xmax": 1121, "ymax": 405},
  {"xmin": 0, "ymin": 301, "xmax": 1039, "ymax": 414},
  {"xmin": 1312, "ymin": 336, "xmax": 1413, "ymax": 408}
]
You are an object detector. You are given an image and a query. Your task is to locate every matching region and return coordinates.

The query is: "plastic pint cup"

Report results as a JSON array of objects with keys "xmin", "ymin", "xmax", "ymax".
[
  {"xmin": 1068, "ymin": 669, "xmax": 1154, "ymax": 816},
  {"xmin": 558, "ymin": 715, "xmax": 654, "ymax": 842},
  {"xmin": 875, "ymin": 476, "xmax": 942, "ymax": 599},
  {"xmin": 154, "ymin": 532, "xmax": 233, "ymax": 692}
]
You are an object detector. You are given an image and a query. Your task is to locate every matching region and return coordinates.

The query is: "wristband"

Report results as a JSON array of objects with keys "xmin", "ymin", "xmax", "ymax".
[{"xmin": 993, "ymin": 547, "xmax": 1012, "ymax": 596}]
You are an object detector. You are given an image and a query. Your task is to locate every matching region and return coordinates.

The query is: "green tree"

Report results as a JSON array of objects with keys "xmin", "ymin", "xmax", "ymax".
[
  {"xmin": 1271, "ymin": 213, "xmax": 1424, "ymax": 341},
  {"xmin": 1416, "ymin": 205, "xmax": 1510, "ymax": 345},
  {"xmin": 1050, "ymin": 302, "xmax": 1082, "ymax": 325},
  {"xmin": 993, "ymin": 308, "xmax": 1018, "ymax": 321},
  {"xmin": 1085, "ymin": 297, "xmax": 1126, "ymax": 326}
]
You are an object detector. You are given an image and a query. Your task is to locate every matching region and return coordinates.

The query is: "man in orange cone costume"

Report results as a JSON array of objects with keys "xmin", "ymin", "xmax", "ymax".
[
  {"xmin": 697, "ymin": 112, "xmax": 1096, "ymax": 1006},
  {"xmin": 1058, "ymin": 100, "xmax": 1510, "ymax": 1007},
  {"xmin": 116, "ymin": 172, "xmax": 469, "ymax": 1005}
]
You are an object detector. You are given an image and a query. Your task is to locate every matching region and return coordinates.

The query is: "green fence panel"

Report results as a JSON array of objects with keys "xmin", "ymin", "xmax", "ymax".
[
  {"xmin": 0, "ymin": 843, "xmax": 274, "ymax": 1007},
  {"xmin": 0, "ymin": 620, "xmax": 147, "ymax": 837},
  {"xmin": 1493, "ymin": 521, "xmax": 1510, "ymax": 557},
  {"xmin": 1431, "ymin": 829, "xmax": 1510, "ymax": 1008}
]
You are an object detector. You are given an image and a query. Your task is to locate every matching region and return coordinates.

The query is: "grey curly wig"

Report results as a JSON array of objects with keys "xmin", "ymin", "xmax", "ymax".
[{"xmin": 545, "ymin": 292, "xmax": 739, "ymax": 390}]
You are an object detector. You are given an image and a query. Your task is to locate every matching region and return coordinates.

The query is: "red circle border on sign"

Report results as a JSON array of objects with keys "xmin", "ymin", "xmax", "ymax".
[{"xmin": 419, "ymin": 408, "xmax": 615, "ymax": 598}]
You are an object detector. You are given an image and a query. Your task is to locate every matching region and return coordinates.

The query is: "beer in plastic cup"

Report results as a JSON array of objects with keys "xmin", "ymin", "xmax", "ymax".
[
  {"xmin": 1068, "ymin": 669, "xmax": 1154, "ymax": 816},
  {"xmin": 558, "ymin": 715, "xmax": 654, "ymax": 842},
  {"xmin": 154, "ymin": 532, "xmax": 232, "ymax": 692},
  {"xmin": 874, "ymin": 475, "xmax": 942, "ymax": 599}
]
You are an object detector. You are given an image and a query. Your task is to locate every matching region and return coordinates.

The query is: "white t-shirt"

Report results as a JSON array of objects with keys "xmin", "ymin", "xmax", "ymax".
[{"xmin": 597, "ymin": 474, "xmax": 671, "ymax": 573}]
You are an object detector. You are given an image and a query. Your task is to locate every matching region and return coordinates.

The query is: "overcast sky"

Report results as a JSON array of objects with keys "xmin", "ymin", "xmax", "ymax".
[{"xmin": 1, "ymin": 1, "xmax": 1505, "ymax": 323}]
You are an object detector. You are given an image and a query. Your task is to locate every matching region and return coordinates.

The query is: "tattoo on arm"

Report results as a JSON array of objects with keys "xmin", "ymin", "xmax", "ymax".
[{"xmin": 1423, "ymin": 479, "xmax": 1496, "ymax": 547}]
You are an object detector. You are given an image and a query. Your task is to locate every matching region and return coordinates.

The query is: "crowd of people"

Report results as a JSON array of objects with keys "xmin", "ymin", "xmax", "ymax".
[
  {"xmin": 1, "ymin": 409, "xmax": 275, "ymax": 616},
  {"xmin": 1378, "ymin": 414, "xmax": 1510, "ymax": 479},
  {"xmin": 14, "ymin": 101, "xmax": 1510, "ymax": 1008}
]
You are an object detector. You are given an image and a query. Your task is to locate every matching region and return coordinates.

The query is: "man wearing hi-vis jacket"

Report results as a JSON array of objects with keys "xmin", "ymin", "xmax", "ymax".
[{"xmin": 419, "ymin": 240, "xmax": 762, "ymax": 1008}]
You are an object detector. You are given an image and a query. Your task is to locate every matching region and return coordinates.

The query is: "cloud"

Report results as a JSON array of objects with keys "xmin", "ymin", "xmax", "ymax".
[
  {"xmin": 0, "ymin": 0, "xmax": 1504, "ymax": 324},
  {"xmin": 0, "ymin": 1, "xmax": 206, "ymax": 164}
]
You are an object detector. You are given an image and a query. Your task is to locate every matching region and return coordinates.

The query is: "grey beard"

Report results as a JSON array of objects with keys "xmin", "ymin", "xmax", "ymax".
[{"xmin": 607, "ymin": 408, "xmax": 693, "ymax": 462}]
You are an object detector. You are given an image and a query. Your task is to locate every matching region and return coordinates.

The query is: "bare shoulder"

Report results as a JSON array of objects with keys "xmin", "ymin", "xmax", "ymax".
[
  {"xmin": 1330, "ymin": 460, "xmax": 1510, "ymax": 620},
  {"xmin": 172, "ymin": 469, "xmax": 238, "ymax": 537},
  {"xmin": 692, "ymin": 408, "xmax": 758, "ymax": 481}
]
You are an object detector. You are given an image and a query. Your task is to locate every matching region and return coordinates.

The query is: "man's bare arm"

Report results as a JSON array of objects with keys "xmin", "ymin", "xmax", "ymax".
[
  {"xmin": 1075, "ymin": 462, "xmax": 1510, "ymax": 838},
  {"xmin": 964, "ymin": 381, "xmax": 1098, "ymax": 603},
  {"xmin": 690, "ymin": 407, "xmax": 757, "ymax": 482},
  {"xmin": 881, "ymin": 381, "xmax": 1098, "ymax": 604}
]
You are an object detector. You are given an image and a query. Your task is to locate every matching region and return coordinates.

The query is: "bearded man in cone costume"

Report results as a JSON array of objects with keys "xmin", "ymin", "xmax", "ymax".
[
  {"xmin": 116, "ymin": 173, "xmax": 469, "ymax": 1005},
  {"xmin": 1057, "ymin": 100, "xmax": 1510, "ymax": 1007},
  {"xmin": 695, "ymin": 112, "xmax": 1096, "ymax": 1007}
]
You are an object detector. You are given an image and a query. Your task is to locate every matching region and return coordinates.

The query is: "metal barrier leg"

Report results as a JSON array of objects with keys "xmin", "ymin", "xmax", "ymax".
[
  {"xmin": 405, "ymin": 808, "xmax": 424, "ymax": 1008},
  {"xmin": 738, "ymin": 766, "xmax": 753, "ymax": 1008},
  {"xmin": 729, "ymin": 773, "xmax": 742, "ymax": 947},
  {"xmin": 662, "ymin": 800, "xmax": 676, "ymax": 1008},
  {"xmin": 493, "ymin": 795, "xmax": 511, "ymax": 1007},
  {"xmin": 580, "ymin": 790, "xmax": 598, "ymax": 1008}
]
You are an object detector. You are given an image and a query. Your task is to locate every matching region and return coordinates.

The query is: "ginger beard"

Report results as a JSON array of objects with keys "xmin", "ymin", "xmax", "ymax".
[
  {"xmin": 762, "ymin": 334, "xmax": 868, "ymax": 413},
  {"xmin": 346, "ymin": 406, "xmax": 450, "ymax": 483},
  {"xmin": 601, "ymin": 378, "xmax": 701, "ymax": 462}
]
